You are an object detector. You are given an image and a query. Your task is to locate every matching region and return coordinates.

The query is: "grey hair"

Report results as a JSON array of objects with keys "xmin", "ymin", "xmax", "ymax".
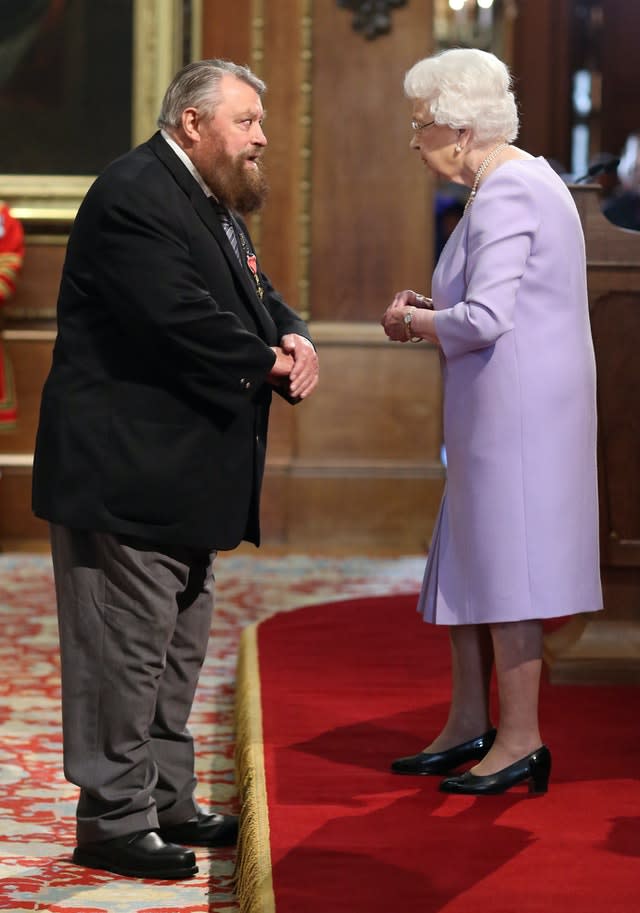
[
  {"xmin": 404, "ymin": 48, "xmax": 519, "ymax": 145},
  {"xmin": 157, "ymin": 59, "xmax": 266, "ymax": 130}
]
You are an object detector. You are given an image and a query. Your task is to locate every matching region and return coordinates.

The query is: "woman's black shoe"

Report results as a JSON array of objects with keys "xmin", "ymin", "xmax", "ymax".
[
  {"xmin": 391, "ymin": 728, "xmax": 497, "ymax": 775},
  {"xmin": 439, "ymin": 745, "xmax": 551, "ymax": 796}
]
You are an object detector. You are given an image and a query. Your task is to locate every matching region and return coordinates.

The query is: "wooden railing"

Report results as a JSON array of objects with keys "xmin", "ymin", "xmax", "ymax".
[{"xmin": 544, "ymin": 185, "xmax": 640, "ymax": 683}]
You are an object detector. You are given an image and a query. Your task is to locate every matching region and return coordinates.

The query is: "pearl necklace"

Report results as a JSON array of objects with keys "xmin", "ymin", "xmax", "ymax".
[{"xmin": 464, "ymin": 142, "xmax": 510, "ymax": 213}]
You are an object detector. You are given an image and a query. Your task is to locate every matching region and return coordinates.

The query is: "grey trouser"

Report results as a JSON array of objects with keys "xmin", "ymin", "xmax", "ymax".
[{"xmin": 50, "ymin": 524, "xmax": 216, "ymax": 844}]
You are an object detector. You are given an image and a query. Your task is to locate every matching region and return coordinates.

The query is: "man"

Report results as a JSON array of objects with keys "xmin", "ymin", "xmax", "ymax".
[{"xmin": 32, "ymin": 59, "xmax": 318, "ymax": 880}]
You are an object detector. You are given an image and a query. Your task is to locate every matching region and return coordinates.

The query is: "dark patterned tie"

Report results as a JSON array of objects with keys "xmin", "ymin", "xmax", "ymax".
[
  {"xmin": 212, "ymin": 200, "xmax": 264, "ymax": 300},
  {"xmin": 212, "ymin": 200, "xmax": 242, "ymax": 264}
]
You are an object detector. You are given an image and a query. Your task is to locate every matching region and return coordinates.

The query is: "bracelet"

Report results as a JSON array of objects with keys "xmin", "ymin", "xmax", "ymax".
[{"xmin": 403, "ymin": 306, "xmax": 423, "ymax": 343}]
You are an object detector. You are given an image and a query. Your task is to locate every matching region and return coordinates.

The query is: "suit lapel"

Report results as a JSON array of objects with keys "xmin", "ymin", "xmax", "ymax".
[{"xmin": 147, "ymin": 133, "xmax": 275, "ymax": 339}]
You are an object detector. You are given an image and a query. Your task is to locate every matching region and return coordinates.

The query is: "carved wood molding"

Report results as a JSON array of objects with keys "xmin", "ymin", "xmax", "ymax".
[{"xmin": 337, "ymin": 0, "xmax": 407, "ymax": 40}]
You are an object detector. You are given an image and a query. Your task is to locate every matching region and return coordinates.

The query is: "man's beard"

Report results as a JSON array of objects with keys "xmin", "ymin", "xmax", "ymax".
[{"xmin": 204, "ymin": 146, "xmax": 268, "ymax": 214}]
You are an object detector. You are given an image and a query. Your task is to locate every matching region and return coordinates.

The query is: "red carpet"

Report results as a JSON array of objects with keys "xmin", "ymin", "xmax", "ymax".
[
  {"xmin": 0, "ymin": 553, "xmax": 424, "ymax": 912},
  {"xmin": 235, "ymin": 594, "xmax": 640, "ymax": 913}
]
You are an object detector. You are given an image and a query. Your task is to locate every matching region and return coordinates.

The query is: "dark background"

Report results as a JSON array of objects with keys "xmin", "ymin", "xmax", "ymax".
[{"xmin": 0, "ymin": 0, "xmax": 133, "ymax": 174}]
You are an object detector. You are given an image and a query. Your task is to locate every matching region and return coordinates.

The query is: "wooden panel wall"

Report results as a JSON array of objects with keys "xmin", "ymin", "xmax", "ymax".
[
  {"xmin": 511, "ymin": 0, "xmax": 573, "ymax": 166},
  {"xmin": 4, "ymin": 242, "xmax": 65, "ymax": 322},
  {"xmin": 259, "ymin": 323, "xmax": 445, "ymax": 552},
  {"xmin": 512, "ymin": 0, "xmax": 640, "ymax": 168},
  {"xmin": 600, "ymin": 0, "xmax": 640, "ymax": 156},
  {"xmin": 0, "ymin": 334, "xmax": 54, "ymax": 546},
  {"xmin": 201, "ymin": 1, "xmax": 434, "ymax": 319},
  {"xmin": 310, "ymin": 2, "xmax": 434, "ymax": 320},
  {"xmin": 0, "ymin": 237, "xmax": 61, "ymax": 548}
]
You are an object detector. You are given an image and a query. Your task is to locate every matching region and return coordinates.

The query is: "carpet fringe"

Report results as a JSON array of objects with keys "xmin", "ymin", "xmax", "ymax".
[{"xmin": 234, "ymin": 622, "xmax": 276, "ymax": 913}]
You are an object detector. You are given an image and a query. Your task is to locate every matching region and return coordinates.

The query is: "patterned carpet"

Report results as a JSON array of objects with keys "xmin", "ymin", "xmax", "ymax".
[{"xmin": 0, "ymin": 551, "xmax": 424, "ymax": 912}]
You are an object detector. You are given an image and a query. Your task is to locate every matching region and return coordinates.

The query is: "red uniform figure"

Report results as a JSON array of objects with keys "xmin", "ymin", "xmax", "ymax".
[{"xmin": 0, "ymin": 201, "xmax": 24, "ymax": 427}]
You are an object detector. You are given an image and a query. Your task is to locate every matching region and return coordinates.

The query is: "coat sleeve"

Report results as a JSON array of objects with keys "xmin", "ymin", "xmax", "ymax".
[
  {"xmin": 262, "ymin": 274, "xmax": 313, "ymax": 344},
  {"xmin": 434, "ymin": 169, "xmax": 539, "ymax": 358}
]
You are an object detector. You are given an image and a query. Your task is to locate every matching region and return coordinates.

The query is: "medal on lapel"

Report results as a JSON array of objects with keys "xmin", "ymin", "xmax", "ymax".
[
  {"xmin": 245, "ymin": 252, "xmax": 264, "ymax": 300},
  {"xmin": 236, "ymin": 227, "xmax": 264, "ymax": 300}
]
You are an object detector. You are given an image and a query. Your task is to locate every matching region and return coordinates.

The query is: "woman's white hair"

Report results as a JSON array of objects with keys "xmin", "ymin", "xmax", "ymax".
[{"xmin": 404, "ymin": 48, "xmax": 519, "ymax": 145}]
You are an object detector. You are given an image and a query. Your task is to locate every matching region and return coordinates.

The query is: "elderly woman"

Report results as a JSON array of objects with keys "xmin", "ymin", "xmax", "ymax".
[{"xmin": 381, "ymin": 48, "xmax": 602, "ymax": 795}]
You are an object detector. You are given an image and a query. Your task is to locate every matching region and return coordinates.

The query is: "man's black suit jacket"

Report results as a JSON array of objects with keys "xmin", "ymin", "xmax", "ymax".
[{"xmin": 32, "ymin": 132, "xmax": 312, "ymax": 550}]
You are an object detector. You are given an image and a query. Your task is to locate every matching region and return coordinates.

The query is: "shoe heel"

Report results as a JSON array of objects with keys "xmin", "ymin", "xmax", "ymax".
[
  {"xmin": 528, "ymin": 776, "xmax": 548, "ymax": 795},
  {"xmin": 527, "ymin": 747, "xmax": 551, "ymax": 795}
]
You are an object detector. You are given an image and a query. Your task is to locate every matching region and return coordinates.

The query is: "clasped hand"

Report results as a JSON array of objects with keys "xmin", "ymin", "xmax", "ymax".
[
  {"xmin": 380, "ymin": 289, "xmax": 437, "ymax": 343},
  {"xmin": 268, "ymin": 333, "xmax": 319, "ymax": 399}
]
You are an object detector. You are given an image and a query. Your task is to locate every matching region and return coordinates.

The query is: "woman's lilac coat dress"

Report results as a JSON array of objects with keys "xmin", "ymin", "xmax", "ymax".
[{"xmin": 418, "ymin": 158, "xmax": 603, "ymax": 625}]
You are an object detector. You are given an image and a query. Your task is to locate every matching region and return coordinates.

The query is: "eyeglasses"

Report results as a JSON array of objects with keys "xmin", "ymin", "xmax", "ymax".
[{"xmin": 411, "ymin": 118, "xmax": 436, "ymax": 133}]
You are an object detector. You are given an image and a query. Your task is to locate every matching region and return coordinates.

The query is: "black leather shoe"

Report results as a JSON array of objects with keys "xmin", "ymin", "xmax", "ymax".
[
  {"xmin": 391, "ymin": 728, "xmax": 497, "ymax": 775},
  {"xmin": 159, "ymin": 811, "xmax": 238, "ymax": 847},
  {"xmin": 72, "ymin": 830, "xmax": 198, "ymax": 879},
  {"xmin": 439, "ymin": 745, "xmax": 552, "ymax": 796}
]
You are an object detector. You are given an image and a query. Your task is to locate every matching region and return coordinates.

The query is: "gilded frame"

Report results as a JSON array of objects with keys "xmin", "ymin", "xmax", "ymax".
[{"xmin": 0, "ymin": 0, "xmax": 202, "ymax": 228}]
